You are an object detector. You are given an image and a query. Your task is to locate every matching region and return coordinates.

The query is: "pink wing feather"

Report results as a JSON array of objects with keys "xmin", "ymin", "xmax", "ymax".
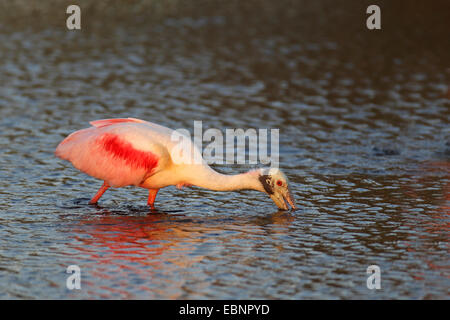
[
  {"xmin": 89, "ymin": 118, "xmax": 145, "ymax": 128},
  {"xmin": 55, "ymin": 119, "xmax": 163, "ymax": 187}
]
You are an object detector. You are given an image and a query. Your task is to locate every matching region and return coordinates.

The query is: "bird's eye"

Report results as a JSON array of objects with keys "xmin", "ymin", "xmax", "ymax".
[{"xmin": 276, "ymin": 180, "xmax": 283, "ymax": 186}]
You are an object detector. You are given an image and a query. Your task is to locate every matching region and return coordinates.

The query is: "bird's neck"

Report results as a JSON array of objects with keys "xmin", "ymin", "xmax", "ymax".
[{"xmin": 183, "ymin": 166, "xmax": 264, "ymax": 192}]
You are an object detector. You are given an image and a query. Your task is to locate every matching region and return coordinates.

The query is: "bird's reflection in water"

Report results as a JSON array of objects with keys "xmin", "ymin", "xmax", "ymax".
[
  {"xmin": 253, "ymin": 210, "xmax": 295, "ymax": 226},
  {"xmin": 71, "ymin": 207, "xmax": 199, "ymax": 266},
  {"xmin": 66, "ymin": 205, "xmax": 295, "ymax": 298},
  {"xmin": 401, "ymin": 160, "xmax": 449, "ymax": 282}
]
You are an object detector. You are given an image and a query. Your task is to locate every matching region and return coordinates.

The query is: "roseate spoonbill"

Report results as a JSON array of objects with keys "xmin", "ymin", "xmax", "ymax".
[{"xmin": 55, "ymin": 118, "xmax": 297, "ymax": 210}]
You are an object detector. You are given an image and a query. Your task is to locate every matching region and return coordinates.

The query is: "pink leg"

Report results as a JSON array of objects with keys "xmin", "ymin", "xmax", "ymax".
[
  {"xmin": 147, "ymin": 189, "xmax": 159, "ymax": 209},
  {"xmin": 89, "ymin": 181, "xmax": 110, "ymax": 204}
]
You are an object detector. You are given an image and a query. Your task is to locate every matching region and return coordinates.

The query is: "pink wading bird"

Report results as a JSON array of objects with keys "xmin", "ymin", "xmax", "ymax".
[{"xmin": 55, "ymin": 118, "xmax": 297, "ymax": 210}]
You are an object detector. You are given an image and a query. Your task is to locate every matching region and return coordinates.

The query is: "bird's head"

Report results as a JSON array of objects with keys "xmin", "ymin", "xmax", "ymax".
[{"xmin": 257, "ymin": 168, "xmax": 297, "ymax": 210}]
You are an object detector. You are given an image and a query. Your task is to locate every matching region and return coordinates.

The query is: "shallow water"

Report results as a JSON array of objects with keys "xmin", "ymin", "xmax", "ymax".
[{"xmin": 0, "ymin": 1, "xmax": 449, "ymax": 299}]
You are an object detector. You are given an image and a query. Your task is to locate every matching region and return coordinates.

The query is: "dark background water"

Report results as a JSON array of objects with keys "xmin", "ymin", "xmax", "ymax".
[{"xmin": 0, "ymin": 0, "xmax": 449, "ymax": 299}]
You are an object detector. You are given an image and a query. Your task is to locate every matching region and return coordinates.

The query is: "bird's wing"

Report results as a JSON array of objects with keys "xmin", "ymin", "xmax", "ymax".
[
  {"xmin": 55, "ymin": 120, "xmax": 172, "ymax": 187},
  {"xmin": 89, "ymin": 118, "xmax": 205, "ymax": 167}
]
